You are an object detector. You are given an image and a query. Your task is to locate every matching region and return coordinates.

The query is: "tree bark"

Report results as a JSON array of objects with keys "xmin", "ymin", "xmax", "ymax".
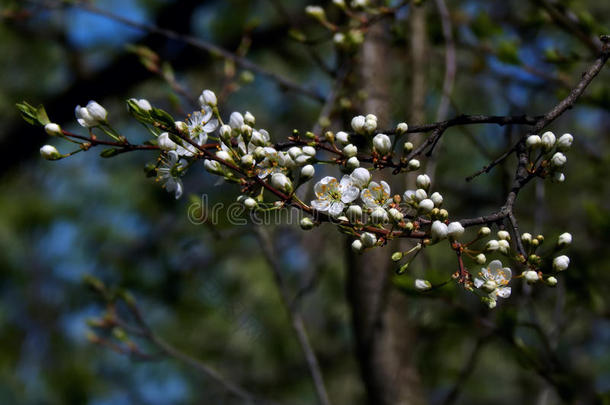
[{"xmin": 346, "ymin": 21, "xmax": 426, "ymax": 405}]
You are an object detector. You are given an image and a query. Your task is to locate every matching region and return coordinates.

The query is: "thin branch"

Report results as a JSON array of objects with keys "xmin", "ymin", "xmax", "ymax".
[
  {"xmin": 254, "ymin": 227, "xmax": 332, "ymax": 405},
  {"xmin": 31, "ymin": 0, "xmax": 325, "ymax": 102}
]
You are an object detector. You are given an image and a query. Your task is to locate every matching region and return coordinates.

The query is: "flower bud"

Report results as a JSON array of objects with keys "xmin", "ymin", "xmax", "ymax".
[
  {"xmin": 431, "ymin": 220, "xmax": 448, "ymax": 240},
  {"xmin": 346, "ymin": 205, "xmax": 363, "ymax": 222},
  {"xmin": 388, "ymin": 208, "xmax": 404, "ymax": 223},
  {"xmin": 216, "ymin": 150, "xmax": 233, "ymax": 163},
  {"xmin": 522, "ymin": 270, "xmax": 539, "ymax": 284},
  {"xmin": 403, "ymin": 190, "xmax": 415, "ymax": 202},
  {"xmin": 415, "ymin": 279, "xmax": 432, "ymax": 291},
  {"xmin": 541, "ymin": 131, "xmax": 556, "ymax": 151},
  {"xmin": 131, "ymin": 98, "xmax": 152, "ymax": 111},
  {"xmin": 364, "ymin": 115, "xmax": 377, "ymax": 134},
  {"xmin": 302, "ymin": 146, "xmax": 316, "ymax": 157},
  {"xmin": 439, "ymin": 209, "xmax": 449, "ymax": 220},
  {"xmin": 241, "ymin": 154, "xmax": 254, "ymax": 167},
  {"xmin": 478, "ymin": 226, "xmax": 491, "ymax": 237},
  {"xmin": 351, "ymin": 239, "xmax": 364, "ymax": 253},
  {"xmin": 85, "ymin": 101, "xmax": 108, "ymax": 122},
  {"xmin": 373, "ymin": 133, "xmax": 392, "ymax": 155},
  {"xmin": 414, "ymin": 189, "xmax": 427, "ymax": 202},
  {"xmin": 545, "ymin": 276, "xmax": 558, "ymax": 286},
  {"xmin": 244, "ymin": 111, "xmax": 256, "ymax": 126},
  {"xmin": 430, "ymin": 192, "xmax": 443, "ymax": 207},
  {"xmin": 498, "ymin": 239, "xmax": 510, "ymax": 251},
  {"xmin": 403, "ymin": 141, "xmax": 414, "ymax": 153},
  {"xmin": 158, "ymin": 132, "xmax": 177, "ymax": 151},
  {"xmin": 486, "ymin": 240, "xmax": 500, "ymax": 251},
  {"xmin": 336, "ymin": 131, "xmax": 350, "ymax": 145},
  {"xmin": 557, "ymin": 133, "xmax": 573, "ymax": 151},
  {"xmin": 447, "ymin": 222, "xmax": 465, "ymax": 239},
  {"xmin": 240, "ymin": 124, "xmax": 253, "ymax": 138},
  {"xmin": 271, "ymin": 173, "xmax": 293, "ymax": 193},
  {"xmin": 360, "ymin": 232, "xmax": 377, "ymax": 247},
  {"xmin": 475, "ymin": 253, "xmax": 487, "ymax": 265},
  {"xmin": 526, "ymin": 135, "xmax": 541, "ymax": 149},
  {"xmin": 550, "ymin": 152, "xmax": 567, "ymax": 167},
  {"xmin": 371, "ymin": 207, "xmax": 389, "ymax": 223},
  {"xmin": 521, "ymin": 233, "xmax": 532, "ymax": 244},
  {"xmin": 553, "ymin": 255, "xmax": 570, "ymax": 271},
  {"xmin": 44, "ymin": 123, "xmax": 62, "ymax": 136},
  {"xmin": 557, "ymin": 232, "xmax": 572, "ymax": 247},
  {"xmin": 204, "ymin": 159, "xmax": 223, "ymax": 174},
  {"xmin": 407, "ymin": 159, "xmax": 420, "ymax": 171},
  {"xmin": 288, "ymin": 146, "xmax": 303, "ymax": 160},
  {"xmin": 40, "ymin": 145, "xmax": 60, "ymax": 160},
  {"xmin": 300, "ymin": 217, "xmax": 314, "ymax": 230},
  {"xmin": 391, "ymin": 251, "xmax": 403, "ymax": 262},
  {"xmin": 346, "ymin": 156, "xmax": 360, "ymax": 170},
  {"xmin": 552, "ymin": 172, "xmax": 565, "ymax": 183},
  {"xmin": 350, "ymin": 167, "xmax": 370, "ymax": 188},
  {"xmin": 416, "ymin": 174, "xmax": 431, "ymax": 190},
  {"xmin": 343, "ymin": 144, "xmax": 358, "ymax": 157},
  {"xmin": 497, "ymin": 230, "xmax": 510, "ymax": 241},
  {"xmin": 305, "ymin": 5, "xmax": 326, "ymax": 20},
  {"xmin": 199, "ymin": 90, "xmax": 217, "ymax": 107},
  {"xmin": 175, "ymin": 121, "xmax": 188, "ymax": 134},
  {"xmin": 419, "ymin": 199, "xmax": 434, "ymax": 213},
  {"xmin": 396, "ymin": 122, "xmax": 409, "ymax": 135},
  {"xmin": 243, "ymin": 197, "xmax": 257, "ymax": 209},
  {"xmin": 229, "ymin": 112, "xmax": 244, "ymax": 129},
  {"xmin": 351, "ymin": 115, "xmax": 366, "ymax": 134},
  {"xmin": 300, "ymin": 164, "xmax": 315, "ymax": 180}
]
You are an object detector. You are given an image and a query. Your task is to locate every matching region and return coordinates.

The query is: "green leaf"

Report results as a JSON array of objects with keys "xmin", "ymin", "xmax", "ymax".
[
  {"xmin": 150, "ymin": 107, "xmax": 175, "ymax": 129},
  {"xmin": 100, "ymin": 148, "xmax": 119, "ymax": 158},
  {"xmin": 16, "ymin": 101, "xmax": 40, "ymax": 126},
  {"xmin": 36, "ymin": 105, "xmax": 50, "ymax": 125}
]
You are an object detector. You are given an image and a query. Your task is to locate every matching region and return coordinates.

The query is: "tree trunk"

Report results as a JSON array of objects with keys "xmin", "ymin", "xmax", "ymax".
[{"xmin": 346, "ymin": 21, "xmax": 426, "ymax": 405}]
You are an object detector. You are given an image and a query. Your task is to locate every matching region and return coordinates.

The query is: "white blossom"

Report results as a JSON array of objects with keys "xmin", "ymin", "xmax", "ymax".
[
  {"xmin": 157, "ymin": 150, "xmax": 186, "ymax": 199},
  {"xmin": 360, "ymin": 232, "xmax": 377, "ymax": 247},
  {"xmin": 244, "ymin": 111, "xmax": 256, "ymax": 126},
  {"xmin": 351, "ymin": 239, "xmax": 363, "ymax": 252},
  {"xmin": 271, "ymin": 172, "xmax": 292, "ymax": 193},
  {"xmin": 361, "ymin": 181, "xmax": 392, "ymax": 209},
  {"xmin": 130, "ymin": 98, "xmax": 152, "ymax": 111},
  {"xmin": 497, "ymin": 230, "xmax": 510, "ymax": 240},
  {"xmin": 416, "ymin": 174, "xmax": 431, "ymax": 190},
  {"xmin": 541, "ymin": 131, "xmax": 556, "ymax": 150},
  {"xmin": 486, "ymin": 240, "xmax": 500, "ymax": 251},
  {"xmin": 302, "ymin": 146, "xmax": 316, "ymax": 157},
  {"xmin": 343, "ymin": 144, "xmax": 358, "ymax": 157},
  {"xmin": 418, "ymin": 199, "xmax": 434, "ymax": 213},
  {"xmin": 396, "ymin": 122, "xmax": 409, "ymax": 134},
  {"xmin": 558, "ymin": 232, "xmax": 572, "ymax": 247},
  {"xmin": 546, "ymin": 276, "xmax": 558, "ymax": 286},
  {"xmin": 300, "ymin": 217, "xmax": 314, "ymax": 230},
  {"xmin": 243, "ymin": 197, "xmax": 257, "ymax": 209},
  {"xmin": 336, "ymin": 131, "xmax": 350, "ymax": 145},
  {"xmin": 414, "ymin": 189, "xmax": 427, "ymax": 202},
  {"xmin": 184, "ymin": 106, "xmax": 218, "ymax": 151},
  {"xmin": 346, "ymin": 156, "xmax": 360, "ymax": 170},
  {"xmin": 553, "ymin": 255, "xmax": 570, "ymax": 271},
  {"xmin": 350, "ymin": 167, "xmax": 371, "ymax": 188},
  {"xmin": 44, "ymin": 123, "xmax": 62, "ymax": 136},
  {"xmin": 204, "ymin": 159, "xmax": 223, "ymax": 174},
  {"xmin": 431, "ymin": 220, "xmax": 448, "ymax": 240},
  {"xmin": 521, "ymin": 233, "xmax": 532, "ymax": 243},
  {"xmin": 526, "ymin": 135, "xmax": 541, "ymax": 148},
  {"xmin": 346, "ymin": 205, "xmax": 363, "ymax": 222},
  {"xmin": 364, "ymin": 114, "xmax": 377, "ymax": 133},
  {"xmin": 557, "ymin": 133, "xmax": 573, "ymax": 151},
  {"xmin": 288, "ymin": 146, "xmax": 303, "ymax": 160},
  {"xmin": 199, "ymin": 89, "xmax": 217, "ymax": 107},
  {"xmin": 552, "ymin": 172, "xmax": 565, "ymax": 182},
  {"xmin": 229, "ymin": 112, "xmax": 244, "ymax": 129},
  {"xmin": 75, "ymin": 101, "xmax": 107, "ymax": 127},
  {"xmin": 300, "ymin": 164, "xmax": 315, "ymax": 179},
  {"xmin": 373, "ymin": 133, "xmax": 392, "ymax": 154},
  {"xmin": 158, "ymin": 132, "xmax": 177, "ymax": 151},
  {"xmin": 430, "ymin": 192, "xmax": 443, "ymax": 207},
  {"xmin": 415, "ymin": 279, "xmax": 432, "ymax": 291},
  {"xmin": 403, "ymin": 141, "xmax": 413, "ymax": 153},
  {"xmin": 475, "ymin": 253, "xmax": 487, "ymax": 264},
  {"xmin": 522, "ymin": 270, "xmax": 539, "ymax": 283},
  {"xmin": 388, "ymin": 208, "xmax": 404, "ymax": 222},
  {"xmin": 40, "ymin": 145, "xmax": 60, "ymax": 160},
  {"xmin": 447, "ymin": 222, "xmax": 465, "ymax": 239},
  {"xmin": 351, "ymin": 115, "xmax": 366, "ymax": 133},
  {"xmin": 551, "ymin": 152, "xmax": 567, "ymax": 167},
  {"xmin": 370, "ymin": 207, "xmax": 389, "ymax": 223},
  {"xmin": 408, "ymin": 159, "xmax": 420, "ymax": 170},
  {"xmin": 311, "ymin": 176, "xmax": 359, "ymax": 217},
  {"xmin": 474, "ymin": 260, "xmax": 512, "ymax": 302}
]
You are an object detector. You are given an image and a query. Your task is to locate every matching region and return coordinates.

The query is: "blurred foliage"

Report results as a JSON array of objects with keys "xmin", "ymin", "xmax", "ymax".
[{"xmin": 1, "ymin": 0, "xmax": 610, "ymax": 404}]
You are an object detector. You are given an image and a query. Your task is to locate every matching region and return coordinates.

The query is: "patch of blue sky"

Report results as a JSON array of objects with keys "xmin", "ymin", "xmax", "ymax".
[{"xmin": 65, "ymin": 0, "xmax": 148, "ymax": 49}]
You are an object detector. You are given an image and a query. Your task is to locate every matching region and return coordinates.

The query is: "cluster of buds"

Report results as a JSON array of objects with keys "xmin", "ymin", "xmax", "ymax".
[{"xmin": 526, "ymin": 131, "xmax": 572, "ymax": 182}]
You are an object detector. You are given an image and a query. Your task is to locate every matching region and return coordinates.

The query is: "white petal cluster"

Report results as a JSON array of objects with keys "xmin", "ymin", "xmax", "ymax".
[
  {"xmin": 473, "ymin": 260, "xmax": 512, "ymax": 307},
  {"xmin": 75, "ymin": 101, "xmax": 107, "ymax": 127}
]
